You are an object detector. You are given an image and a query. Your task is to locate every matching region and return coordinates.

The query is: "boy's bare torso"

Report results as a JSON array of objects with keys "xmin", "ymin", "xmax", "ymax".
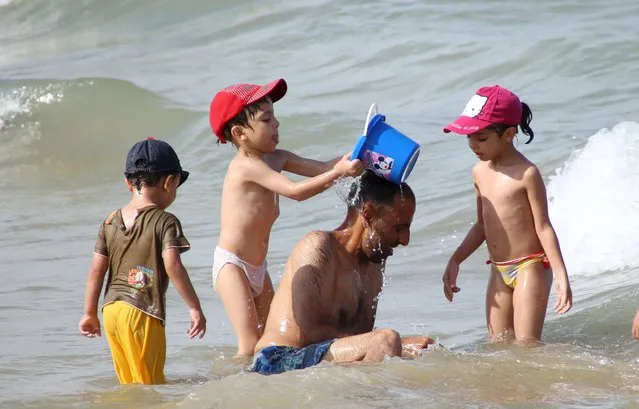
[
  {"xmin": 475, "ymin": 155, "xmax": 544, "ymax": 262},
  {"xmin": 218, "ymin": 150, "xmax": 289, "ymax": 266},
  {"xmin": 256, "ymin": 231, "xmax": 384, "ymax": 350}
]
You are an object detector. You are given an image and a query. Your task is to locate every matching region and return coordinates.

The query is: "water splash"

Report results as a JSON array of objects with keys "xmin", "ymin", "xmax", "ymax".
[
  {"xmin": 548, "ymin": 122, "xmax": 639, "ymax": 278},
  {"xmin": 0, "ymin": 83, "xmax": 65, "ymax": 124},
  {"xmin": 398, "ymin": 182, "xmax": 405, "ymax": 201},
  {"xmin": 278, "ymin": 319, "xmax": 288, "ymax": 334},
  {"xmin": 0, "ymin": 83, "xmax": 66, "ymax": 165},
  {"xmin": 334, "ymin": 175, "xmax": 362, "ymax": 207}
]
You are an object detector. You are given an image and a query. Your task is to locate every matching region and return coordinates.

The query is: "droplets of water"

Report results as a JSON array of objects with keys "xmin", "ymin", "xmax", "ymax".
[
  {"xmin": 278, "ymin": 319, "xmax": 289, "ymax": 334},
  {"xmin": 334, "ymin": 175, "xmax": 361, "ymax": 207},
  {"xmin": 378, "ymin": 262, "xmax": 391, "ymax": 303},
  {"xmin": 0, "ymin": 83, "xmax": 64, "ymax": 124},
  {"xmin": 0, "ymin": 83, "xmax": 66, "ymax": 165}
]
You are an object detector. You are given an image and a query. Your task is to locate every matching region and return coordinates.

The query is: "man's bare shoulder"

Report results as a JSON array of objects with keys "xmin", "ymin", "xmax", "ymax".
[
  {"xmin": 290, "ymin": 230, "xmax": 336, "ymax": 267},
  {"xmin": 300, "ymin": 230, "xmax": 333, "ymax": 244},
  {"xmin": 287, "ymin": 230, "xmax": 338, "ymax": 299},
  {"xmin": 295, "ymin": 230, "xmax": 335, "ymax": 253}
]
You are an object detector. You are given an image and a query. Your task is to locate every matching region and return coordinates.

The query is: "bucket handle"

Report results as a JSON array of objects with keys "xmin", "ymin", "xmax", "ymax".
[{"xmin": 362, "ymin": 103, "xmax": 379, "ymax": 136}]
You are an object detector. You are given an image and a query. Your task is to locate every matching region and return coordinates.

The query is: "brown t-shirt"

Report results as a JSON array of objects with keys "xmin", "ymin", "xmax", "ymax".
[{"xmin": 94, "ymin": 206, "xmax": 190, "ymax": 322}]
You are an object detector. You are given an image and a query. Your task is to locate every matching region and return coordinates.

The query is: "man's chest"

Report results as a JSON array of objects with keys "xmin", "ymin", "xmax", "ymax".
[{"xmin": 332, "ymin": 268, "xmax": 383, "ymax": 331}]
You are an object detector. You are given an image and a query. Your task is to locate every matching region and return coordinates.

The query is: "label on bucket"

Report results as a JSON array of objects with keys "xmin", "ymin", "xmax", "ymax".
[{"xmin": 363, "ymin": 150, "xmax": 394, "ymax": 180}]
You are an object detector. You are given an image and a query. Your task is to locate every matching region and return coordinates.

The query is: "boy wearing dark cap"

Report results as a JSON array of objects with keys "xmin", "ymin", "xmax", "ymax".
[
  {"xmin": 208, "ymin": 78, "xmax": 363, "ymax": 357},
  {"xmin": 79, "ymin": 137, "xmax": 206, "ymax": 385}
]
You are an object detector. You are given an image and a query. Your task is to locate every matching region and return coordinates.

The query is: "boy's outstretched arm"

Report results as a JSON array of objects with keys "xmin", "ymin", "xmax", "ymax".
[
  {"xmin": 245, "ymin": 153, "xmax": 363, "ymax": 202},
  {"xmin": 163, "ymin": 248, "xmax": 206, "ymax": 339},
  {"xmin": 280, "ymin": 150, "xmax": 341, "ymax": 177},
  {"xmin": 79, "ymin": 253, "xmax": 109, "ymax": 337},
  {"xmin": 524, "ymin": 165, "xmax": 572, "ymax": 314}
]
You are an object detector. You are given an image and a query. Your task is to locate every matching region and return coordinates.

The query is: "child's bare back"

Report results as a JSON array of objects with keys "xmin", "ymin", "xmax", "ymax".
[{"xmin": 474, "ymin": 154, "xmax": 544, "ymax": 262}]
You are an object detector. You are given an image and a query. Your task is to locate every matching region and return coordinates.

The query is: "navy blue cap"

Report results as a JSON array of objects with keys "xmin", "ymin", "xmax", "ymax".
[{"xmin": 124, "ymin": 137, "xmax": 189, "ymax": 186}]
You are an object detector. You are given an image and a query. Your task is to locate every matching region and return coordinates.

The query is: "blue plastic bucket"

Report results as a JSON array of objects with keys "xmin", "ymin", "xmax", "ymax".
[{"xmin": 351, "ymin": 103, "xmax": 420, "ymax": 184}]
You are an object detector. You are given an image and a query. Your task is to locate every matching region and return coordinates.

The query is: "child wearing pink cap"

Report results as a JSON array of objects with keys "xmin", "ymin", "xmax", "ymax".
[
  {"xmin": 441, "ymin": 85, "xmax": 573, "ymax": 345},
  {"xmin": 209, "ymin": 78, "xmax": 364, "ymax": 357}
]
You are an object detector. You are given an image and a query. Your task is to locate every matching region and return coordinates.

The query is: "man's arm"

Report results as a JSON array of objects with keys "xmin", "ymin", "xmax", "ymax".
[
  {"xmin": 289, "ymin": 231, "xmax": 351, "ymax": 344},
  {"xmin": 400, "ymin": 335, "xmax": 437, "ymax": 358}
]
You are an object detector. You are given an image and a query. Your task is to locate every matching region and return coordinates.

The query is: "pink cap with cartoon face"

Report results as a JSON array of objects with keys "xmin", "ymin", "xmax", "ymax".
[{"xmin": 444, "ymin": 85, "xmax": 522, "ymax": 135}]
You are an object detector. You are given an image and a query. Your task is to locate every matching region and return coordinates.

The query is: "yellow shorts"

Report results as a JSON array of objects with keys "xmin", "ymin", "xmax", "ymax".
[{"xmin": 102, "ymin": 301, "xmax": 166, "ymax": 384}]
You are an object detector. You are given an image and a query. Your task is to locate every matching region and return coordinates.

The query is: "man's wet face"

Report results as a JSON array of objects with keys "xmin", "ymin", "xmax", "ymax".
[{"xmin": 364, "ymin": 194, "xmax": 415, "ymax": 263}]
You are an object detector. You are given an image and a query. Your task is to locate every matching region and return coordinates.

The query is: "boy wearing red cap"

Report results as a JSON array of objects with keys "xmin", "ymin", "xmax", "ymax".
[
  {"xmin": 209, "ymin": 78, "xmax": 364, "ymax": 357},
  {"xmin": 441, "ymin": 86, "xmax": 573, "ymax": 344},
  {"xmin": 79, "ymin": 137, "xmax": 207, "ymax": 384}
]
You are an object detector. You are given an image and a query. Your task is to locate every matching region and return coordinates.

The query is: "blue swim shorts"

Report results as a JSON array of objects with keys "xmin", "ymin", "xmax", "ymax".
[{"xmin": 250, "ymin": 339, "xmax": 335, "ymax": 375}]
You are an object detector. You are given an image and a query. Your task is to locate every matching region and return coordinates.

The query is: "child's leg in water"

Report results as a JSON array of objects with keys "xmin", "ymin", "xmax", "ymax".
[
  {"xmin": 485, "ymin": 268, "xmax": 515, "ymax": 342},
  {"xmin": 512, "ymin": 263, "xmax": 553, "ymax": 345},
  {"xmin": 216, "ymin": 264, "xmax": 262, "ymax": 357},
  {"xmin": 254, "ymin": 274, "xmax": 274, "ymax": 331}
]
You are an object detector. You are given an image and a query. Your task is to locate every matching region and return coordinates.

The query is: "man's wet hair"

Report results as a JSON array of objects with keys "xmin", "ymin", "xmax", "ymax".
[{"xmin": 347, "ymin": 170, "xmax": 414, "ymax": 209}]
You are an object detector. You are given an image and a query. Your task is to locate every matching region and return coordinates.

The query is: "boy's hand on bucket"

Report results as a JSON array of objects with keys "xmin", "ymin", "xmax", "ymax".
[{"xmin": 334, "ymin": 153, "xmax": 365, "ymax": 177}]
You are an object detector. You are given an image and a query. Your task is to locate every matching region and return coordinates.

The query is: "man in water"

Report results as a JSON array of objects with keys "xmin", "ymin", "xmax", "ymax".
[{"xmin": 251, "ymin": 170, "xmax": 435, "ymax": 375}]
